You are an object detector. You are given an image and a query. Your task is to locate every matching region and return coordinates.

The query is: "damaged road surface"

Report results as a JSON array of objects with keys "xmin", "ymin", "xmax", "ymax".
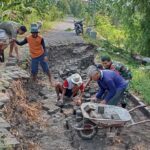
[{"xmin": 1, "ymin": 18, "xmax": 150, "ymax": 150}]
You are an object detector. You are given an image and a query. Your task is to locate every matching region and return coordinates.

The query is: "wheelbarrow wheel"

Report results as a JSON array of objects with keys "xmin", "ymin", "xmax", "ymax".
[{"xmin": 77, "ymin": 121, "xmax": 98, "ymax": 140}]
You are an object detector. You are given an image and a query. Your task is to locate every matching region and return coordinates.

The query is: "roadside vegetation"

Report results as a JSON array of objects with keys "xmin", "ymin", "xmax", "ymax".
[{"xmin": 0, "ymin": 0, "xmax": 64, "ymax": 31}]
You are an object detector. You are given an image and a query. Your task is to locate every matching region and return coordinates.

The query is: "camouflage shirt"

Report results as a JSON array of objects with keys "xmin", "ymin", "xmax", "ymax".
[
  {"xmin": 0, "ymin": 21, "xmax": 20, "ymax": 39},
  {"xmin": 109, "ymin": 62, "xmax": 132, "ymax": 80}
]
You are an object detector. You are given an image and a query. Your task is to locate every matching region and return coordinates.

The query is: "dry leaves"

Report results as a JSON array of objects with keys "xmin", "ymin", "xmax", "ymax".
[{"xmin": 3, "ymin": 80, "xmax": 42, "ymax": 123}]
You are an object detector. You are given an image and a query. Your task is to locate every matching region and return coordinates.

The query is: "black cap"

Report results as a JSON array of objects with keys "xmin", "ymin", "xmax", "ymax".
[
  {"xmin": 101, "ymin": 55, "xmax": 111, "ymax": 62},
  {"xmin": 20, "ymin": 26, "xmax": 27, "ymax": 32}
]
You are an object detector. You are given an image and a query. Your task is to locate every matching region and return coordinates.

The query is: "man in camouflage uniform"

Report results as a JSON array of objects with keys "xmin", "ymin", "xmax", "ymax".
[{"xmin": 101, "ymin": 55, "xmax": 132, "ymax": 80}]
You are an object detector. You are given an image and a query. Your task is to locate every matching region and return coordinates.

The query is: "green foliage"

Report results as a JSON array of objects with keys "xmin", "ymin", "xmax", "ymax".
[
  {"xmin": 94, "ymin": 0, "xmax": 150, "ymax": 56},
  {"xmin": 57, "ymin": 0, "xmax": 71, "ymax": 14},
  {"xmin": 130, "ymin": 69, "xmax": 150, "ymax": 104},
  {"xmin": 0, "ymin": 0, "xmax": 64, "ymax": 31},
  {"xmin": 0, "ymin": 0, "xmax": 88, "ymax": 28},
  {"xmin": 68, "ymin": 0, "xmax": 86, "ymax": 18},
  {"xmin": 95, "ymin": 15, "xmax": 125, "ymax": 47}
]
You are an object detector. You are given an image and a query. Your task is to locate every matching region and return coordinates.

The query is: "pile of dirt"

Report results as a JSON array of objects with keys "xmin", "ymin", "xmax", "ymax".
[{"xmin": 3, "ymin": 80, "xmax": 47, "ymax": 149}]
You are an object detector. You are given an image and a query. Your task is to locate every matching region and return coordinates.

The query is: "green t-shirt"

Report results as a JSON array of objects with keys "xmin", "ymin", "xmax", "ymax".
[{"xmin": 0, "ymin": 21, "xmax": 20, "ymax": 38}]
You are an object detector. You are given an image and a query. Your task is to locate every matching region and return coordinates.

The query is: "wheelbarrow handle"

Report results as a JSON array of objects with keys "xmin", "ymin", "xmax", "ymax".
[
  {"xmin": 126, "ymin": 120, "xmax": 150, "ymax": 128},
  {"xmin": 129, "ymin": 104, "xmax": 146, "ymax": 112}
]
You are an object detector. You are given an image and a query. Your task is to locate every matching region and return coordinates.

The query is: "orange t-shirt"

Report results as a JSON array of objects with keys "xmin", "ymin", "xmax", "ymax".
[{"xmin": 27, "ymin": 35, "xmax": 44, "ymax": 58}]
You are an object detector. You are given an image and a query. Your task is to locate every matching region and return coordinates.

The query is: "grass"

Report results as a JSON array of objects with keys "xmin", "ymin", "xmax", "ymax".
[
  {"xmin": 21, "ymin": 10, "xmax": 64, "ymax": 34},
  {"xmin": 84, "ymin": 36, "xmax": 150, "ymax": 105},
  {"xmin": 65, "ymin": 28, "xmax": 73, "ymax": 32}
]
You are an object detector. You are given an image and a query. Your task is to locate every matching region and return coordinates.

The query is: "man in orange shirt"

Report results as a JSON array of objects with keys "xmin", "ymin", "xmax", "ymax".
[{"xmin": 15, "ymin": 25, "xmax": 52, "ymax": 84}]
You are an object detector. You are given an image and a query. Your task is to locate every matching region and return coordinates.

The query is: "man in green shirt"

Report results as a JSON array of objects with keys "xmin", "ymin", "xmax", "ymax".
[
  {"xmin": 0, "ymin": 21, "xmax": 27, "ymax": 60},
  {"xmin": 101, "ymin": 55, "xmax": 132, "ymax": 80}
]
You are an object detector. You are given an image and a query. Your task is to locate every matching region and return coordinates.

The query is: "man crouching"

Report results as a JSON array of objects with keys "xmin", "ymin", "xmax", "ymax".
[{"xmin": 55, "ymin": 73, "xmax": 84, "ymax": 106}]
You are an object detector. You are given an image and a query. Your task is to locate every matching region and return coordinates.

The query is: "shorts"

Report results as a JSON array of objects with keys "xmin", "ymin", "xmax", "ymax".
[{"xmin": 31, "ymin": 54, "xmax": 49, "ymax": 75}]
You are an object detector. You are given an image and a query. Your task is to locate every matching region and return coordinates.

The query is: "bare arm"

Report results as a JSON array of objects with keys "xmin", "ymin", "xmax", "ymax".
[
  {"xmin": 60, "ymin": 88, "xmax": 66, "ymax": 101},
  {"xmin": 85, "ymin": 78, "xmax": 92, "ymax": 88}
]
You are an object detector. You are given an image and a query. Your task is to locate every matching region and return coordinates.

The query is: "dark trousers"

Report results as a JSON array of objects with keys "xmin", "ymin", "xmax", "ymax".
[{"xmin": 0, "ymin": 51, "xmax": 4, "ymax": 62}]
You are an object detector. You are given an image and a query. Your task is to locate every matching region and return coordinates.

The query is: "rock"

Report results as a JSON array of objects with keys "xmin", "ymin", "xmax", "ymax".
[
  {"xmin": 86, "ymin": 27, "xmax": 92, "ymax": 35},
  {"xmin": 96, "ymin": 47, "xmax": 106, "ymax": 51},
  {"xmin": 143, "ymin": 57, "xmax": 150, "ymax": 63},
  {"xmin": 84, "ymin": 93, "xmax": 91, "ymax": 98},
  {"xmin": 47, "ymin": 104, "xmax": 60, "ymax": 115},
  {"xmin": 0, "ymin": 118, "xmax": 11, "ymax": 129},
  {"xmin": 1, "ymin": 80, "xmax": 10, "ymax": 88},
  {"xmin": 4, "ymin": 137, "xmax": 20, "ymax": 146},
  {"xmin": 84, "ymin": 98, "xmax": 91, "ymax": 103},
  {"xmin": 53, "ymin": 118, "xmax": 59, "ymax": 123},
  {"xmin": 89, "ymin": 88, "xmax": 96, "ymax": 95},
  {"xmin": 59, "ymin": 70, "xmax": 66, "ymax": 79},
  {"xmin": 81, "ymin": 72, "xmax": 86, "ymax": 77},
  {"xmin": 73, "ymin": 46, "xmax": 88, "ymax": 54},
  {"xmin": 79, "ymin": 54, "xmax": 94, "ymax": 69},
  {"xmin": 90, "ymin": 31, "xmax": 97, "ymax": 39},
  {"xmin": 0, "ymin": 83, "xmax": 5, "ymax": 92},
  {"xmin": 68, "ymin": 66, "xmax": 78, "ymax": 74},
  {"xmin": 5, "ymin": 66, "xmax": 18, "ymax": 71},
  {"xmin": 64, "ymin": 68, "xmax": 70, "ymax": 74},
  {"xmin": 63, "ymin": 103, "xmax": 73, "ymax": 109},
  {"xmin": 9, "ymin": 74, "xmax": 19, "ymax": 80},
  {"xmin": 116, "ymin": 52, "xmax": 120, "ymax": 55},
  {"xmin": 0, "ymin": 93, "xmax": 9, "ymax": 103},
  {"xmin": 2, "ymin": 76, "xmax": 13, "ymax": 82},
  {"xmin": 5, "ymin": 61, "xmax": 16, "ymax": 66},
  {"xmin": 63, "ymin": 109, "xmax": 73, "ymax": 117},
  {"xmin": 132, "ymin": 54, "xmax": 150, "ymax": 64},
  {"xmin": 39, "ymin": 87, "xmax": 50, "ymax": 96},
  {"xmin": 20, "ymin": 73, "xmax": 30, "ymax": 79},
  {"xmin": 80, "ymin": 66, "xmax": 85, "ymax": 70},
  {"xmin": 0, "ymin": 102, "xmax": 4, "ymax": 109},
  {"xmin": 44, "ymin": 94, "xmax": 51, "ymax": 99},
  {"xmin": 42, "ymin": 100, "xmax": 60, "ymax": 114},
  {"xmin": 0, "ymin": 87, "xmax": 6, "ymax": 93},
  {"xmin": 29, "ymin": 95, "xmax": 37, "ymax": 102},
  {"xmin": 0, "ymin": 128, "xmax": 19, "ymax": 147}
]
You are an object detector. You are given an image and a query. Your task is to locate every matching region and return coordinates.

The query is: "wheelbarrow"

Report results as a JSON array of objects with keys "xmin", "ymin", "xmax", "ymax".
[{"xmin": 74, "ymin": 102, "xmax": 150, "ymax": 140}]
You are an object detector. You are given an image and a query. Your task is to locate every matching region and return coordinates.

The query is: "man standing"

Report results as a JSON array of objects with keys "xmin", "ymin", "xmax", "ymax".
[
  {"xmin": 15, "ymin": 25, "xmax": 52, "ymax": 84},
  {"xmin": 0, "ymin": 21, "xmax": 27, "ymax": 60},
  {"xmin": 87, "ymin": 65, "xmax": 128, "ymax": 105}
]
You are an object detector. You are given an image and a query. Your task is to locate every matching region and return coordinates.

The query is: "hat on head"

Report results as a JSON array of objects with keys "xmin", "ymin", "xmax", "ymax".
[
  {"xmin": 30, "ymin": 23, "xmax": 39, "ymax": 33},
  {"xmin": 71, "ymin": 73, "xmax": 82, "ymax": 86}
]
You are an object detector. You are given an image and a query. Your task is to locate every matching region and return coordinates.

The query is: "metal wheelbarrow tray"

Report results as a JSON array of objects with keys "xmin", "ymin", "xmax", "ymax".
[{"xmin": 74, "ymin": 102, "xmax": 150, "ymax": 140}]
